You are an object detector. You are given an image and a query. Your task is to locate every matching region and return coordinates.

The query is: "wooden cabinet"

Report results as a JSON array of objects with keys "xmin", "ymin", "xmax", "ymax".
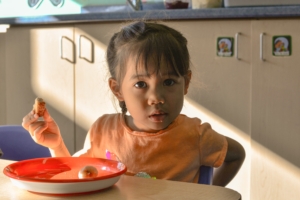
[
  {"xmin": 2, "ymin": 23, "xmax": 122, "ymax": 154},
  {"xmin": 166, "ymin": 19, "xmax": 300, "ymax": 199},
  {"xmin": 73, "ymin": 23, "xmax": 120, "ymax": 150},
  {"xmin": 251, "ymin": 19, "xmax": 300, "ymax": 166},
  {"xmin": 166, "ymin": 20, "xmax": 252, "ymax": 199},
  {"xmin": 3, "ymin": 26, "xmax": 76, "ymax": 153},
  {"xmin": 251, "ymin": 19, "xmax": 300, "ymax": 200},
  {"xmin": 166, "ymin": 20, "xmax": 252, "ymax": 135}
]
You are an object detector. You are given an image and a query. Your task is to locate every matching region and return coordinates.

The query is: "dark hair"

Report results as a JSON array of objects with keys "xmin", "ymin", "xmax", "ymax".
[{"xmin": 106, "ymin": 21, "xmax": 190, "ymax": 114}]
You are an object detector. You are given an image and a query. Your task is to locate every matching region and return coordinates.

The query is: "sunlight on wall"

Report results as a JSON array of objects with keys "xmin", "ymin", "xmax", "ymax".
[
  {"xmin": 29, "ymin": 28, "xmax": 75, "ymax": 128},
  {"xmin": 73, "ymin": 29, "xmax": 117, "ymax": 131},
  {"xmin": 29, "ymin": 27, "xmax": 116, "ymax": 131},
  {"xmin": 182, "ymin": 97, "xmax": 251, "ymax": 200},
  {"xmin": 251, "ymin": 141, "xmax": 300, "ymax": 200}
]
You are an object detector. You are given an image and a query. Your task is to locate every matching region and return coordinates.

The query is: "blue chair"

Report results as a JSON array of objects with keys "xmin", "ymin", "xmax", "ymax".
[
  {"xmin": 198, "ymin": 165, "xmax": 214, "ymax": 185},
  {"xmin": 0, "ymin": 125, "xmax": 51, "ymax": 161}
]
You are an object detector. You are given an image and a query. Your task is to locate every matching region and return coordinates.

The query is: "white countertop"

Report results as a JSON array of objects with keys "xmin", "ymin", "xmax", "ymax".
[{"xmin": 1, "ymin": 5, "xmax": 300, "ymax": 25}]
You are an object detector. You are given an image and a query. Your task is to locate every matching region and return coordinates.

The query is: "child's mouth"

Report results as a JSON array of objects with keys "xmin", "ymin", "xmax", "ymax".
[{"xmin": 149, "ymin": 113, "xmax": 167, "ymax": 122}]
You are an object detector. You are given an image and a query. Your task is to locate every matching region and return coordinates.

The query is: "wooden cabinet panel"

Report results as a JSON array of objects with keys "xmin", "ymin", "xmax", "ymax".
[
  {"xmin": 251, "ymin": 19, "xmax": 300, "ymax": 199},
  {"xmin": 74, "ymin": 23, "xmax": 121, "ymax": 151},
  {"xmin": 251, "ymin": 19, "xmax": 300, "ymax": 166},
  {"xmin": 166, "ymin": 20, "xmax": 252, "ymax": 135},
  {"xmin": 165, "ymin": 20, "xmax": 252, "ymax": 199},
  {"xmin": 5, "ymin": 26, "xmax": 76, "ymax": 154}
]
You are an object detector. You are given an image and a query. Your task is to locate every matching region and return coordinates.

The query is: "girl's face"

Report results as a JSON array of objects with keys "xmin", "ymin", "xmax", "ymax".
[{"xmin": 113, "ymin": 57, "xmax": 191, "ymax": 133}]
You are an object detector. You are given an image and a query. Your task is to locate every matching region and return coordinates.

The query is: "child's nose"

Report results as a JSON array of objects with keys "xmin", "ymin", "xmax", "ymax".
[{"xmin": 147, "ymin": 87, "xmax": 165, "ymax": 105}]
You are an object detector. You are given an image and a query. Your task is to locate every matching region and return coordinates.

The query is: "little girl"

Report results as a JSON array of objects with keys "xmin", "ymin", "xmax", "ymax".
[{"xmin": 22, "ymin": 21, "xmax": 245, "ymax": 186}]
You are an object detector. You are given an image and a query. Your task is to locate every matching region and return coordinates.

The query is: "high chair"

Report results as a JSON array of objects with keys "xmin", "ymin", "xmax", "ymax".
[
  {"xmin": 0, "ymin": 125, "xmax": 51, "ymax": 161},
  {"xmin": 198, "ymin": 165, "xmax": 214, "ymax": 185}
]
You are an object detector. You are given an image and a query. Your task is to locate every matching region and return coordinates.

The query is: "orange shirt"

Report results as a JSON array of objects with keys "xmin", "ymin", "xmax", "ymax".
[{"xmin": 78, "ymin": 114, "xmax": 227, "ymax": 183}]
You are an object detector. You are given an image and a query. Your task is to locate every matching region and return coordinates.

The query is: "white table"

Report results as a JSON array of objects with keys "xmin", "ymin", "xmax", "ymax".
[{"xmin": 0, "ymin": 159, "xmax": 241, "ymax": 200}]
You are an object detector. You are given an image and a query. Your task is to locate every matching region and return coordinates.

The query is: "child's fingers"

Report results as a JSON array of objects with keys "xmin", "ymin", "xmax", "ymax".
[
  {"xmin": 22, "ymin": 110, "xmax": 39, "ymax": 131},
  {"xmin": 43, "ymin": 108, "xmax": 53, "ymax": 122},
  {"xmin": 27, "ymin": 121, "xmax": 47, "ymax": 141},
  {"xmin": 32, "ymin": 124, "xmax": 48, "ymax": 143}
]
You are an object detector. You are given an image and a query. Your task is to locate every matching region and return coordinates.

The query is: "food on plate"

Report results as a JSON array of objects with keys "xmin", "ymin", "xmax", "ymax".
[
  {"xmin": 78, "ymin": 165, "xmax": 98, "ymax": 179},
  {"xmin": 33, "ymin": 97, "xmax": 46, "ymax": 117}
]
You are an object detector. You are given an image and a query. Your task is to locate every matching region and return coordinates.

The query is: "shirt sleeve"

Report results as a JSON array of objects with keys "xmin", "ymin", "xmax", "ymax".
[{"xmin": 199, "ymin": 122, "xmax": 228, "ymax": 168}]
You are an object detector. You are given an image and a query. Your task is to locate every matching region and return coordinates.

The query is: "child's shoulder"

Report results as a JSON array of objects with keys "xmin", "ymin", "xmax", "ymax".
[
  {"xmin": 177, "ymin": 114, "xmax": 215, "ymax": 132},
  {"xmin": 177, "ymin": 114, "xmax": 203, "ymax": 124},
  {"xmin": 96, "ymin": 113, "xmax": 122, "ymax": 121},
  {"xmin": 92, "ymin": 113, "xmax": 123, "ymax": 127}
]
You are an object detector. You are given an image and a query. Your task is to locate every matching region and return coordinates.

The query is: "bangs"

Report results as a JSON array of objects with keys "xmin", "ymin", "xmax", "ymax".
[
  {"xmin": 130, "ymin": 31, "xmax": 189, "ymax": 78},
  {"xmin": 114, "ymin": 22, "xmax": 190, "ymax": 84}
]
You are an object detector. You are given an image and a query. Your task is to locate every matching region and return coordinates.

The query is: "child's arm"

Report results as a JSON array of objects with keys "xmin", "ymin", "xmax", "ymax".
[
  {"xmin": 212, "ymin": 137, "xmax": 245, "ymax": 186},
  {"xmin": 22, "ymin": 108, "xmax": 71, "ymax": 157}
]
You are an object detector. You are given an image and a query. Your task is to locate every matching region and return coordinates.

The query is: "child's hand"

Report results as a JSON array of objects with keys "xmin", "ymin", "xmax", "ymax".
[{"xmin": 22, "ymin": 108, "xmax": 62, "ymax": 150}]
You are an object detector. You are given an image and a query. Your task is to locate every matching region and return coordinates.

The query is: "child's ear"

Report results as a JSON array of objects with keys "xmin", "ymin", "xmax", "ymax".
[
  {"xmin": 109, "ymin": 78, "xmax": 124, "ymax": 101},
  {"xmin": 184, "ymin": 70, "xmax": 192, "ymax": 95}
]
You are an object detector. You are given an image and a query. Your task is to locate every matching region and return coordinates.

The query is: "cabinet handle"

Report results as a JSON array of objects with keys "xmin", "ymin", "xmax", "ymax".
[
  {"xmin": 78, "ymin": 35, "xmax": 94, "ymax": 63},
  {"xmin": 235, "ymin": 32, "xmax": 240, "ymax": 60},
  {"xmin": 60, "ymin": 36, "xmax": 75, "ymax": 63},
  {"xmin": 260, "ymin": 33, "xmax": 265, "ymax": 61}
]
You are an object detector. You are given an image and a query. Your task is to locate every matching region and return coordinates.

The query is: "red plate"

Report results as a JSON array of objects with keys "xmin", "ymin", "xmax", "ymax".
[{"xmin": 3, "ymin": 157, "xmax": 127, "ymax": 195}]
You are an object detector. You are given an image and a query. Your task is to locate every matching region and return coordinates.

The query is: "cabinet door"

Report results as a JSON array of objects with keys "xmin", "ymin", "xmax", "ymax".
[
  {"xmin": 74, "ymin": 23, "xmax": 121, "ymax": 151},
  {"xmin": 166, "ymin": 20, "xmax": 252, "ymax": 135},
  {"xmin": 5, "ymin": 26, "xmax": 76, "ymax": 154},
  {"xmin": 251, "ymin": 19, "xmax": 300, "ymax": 199}
]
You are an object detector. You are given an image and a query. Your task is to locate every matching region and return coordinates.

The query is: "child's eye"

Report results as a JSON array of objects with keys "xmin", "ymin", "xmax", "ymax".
[
  {"xmin": 164, "ymin": 79, "xmax": 175, "ymax": 86},
  {"xmin": 134, "ymin": 81, "xmax": 147, "ymax": 88}
]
